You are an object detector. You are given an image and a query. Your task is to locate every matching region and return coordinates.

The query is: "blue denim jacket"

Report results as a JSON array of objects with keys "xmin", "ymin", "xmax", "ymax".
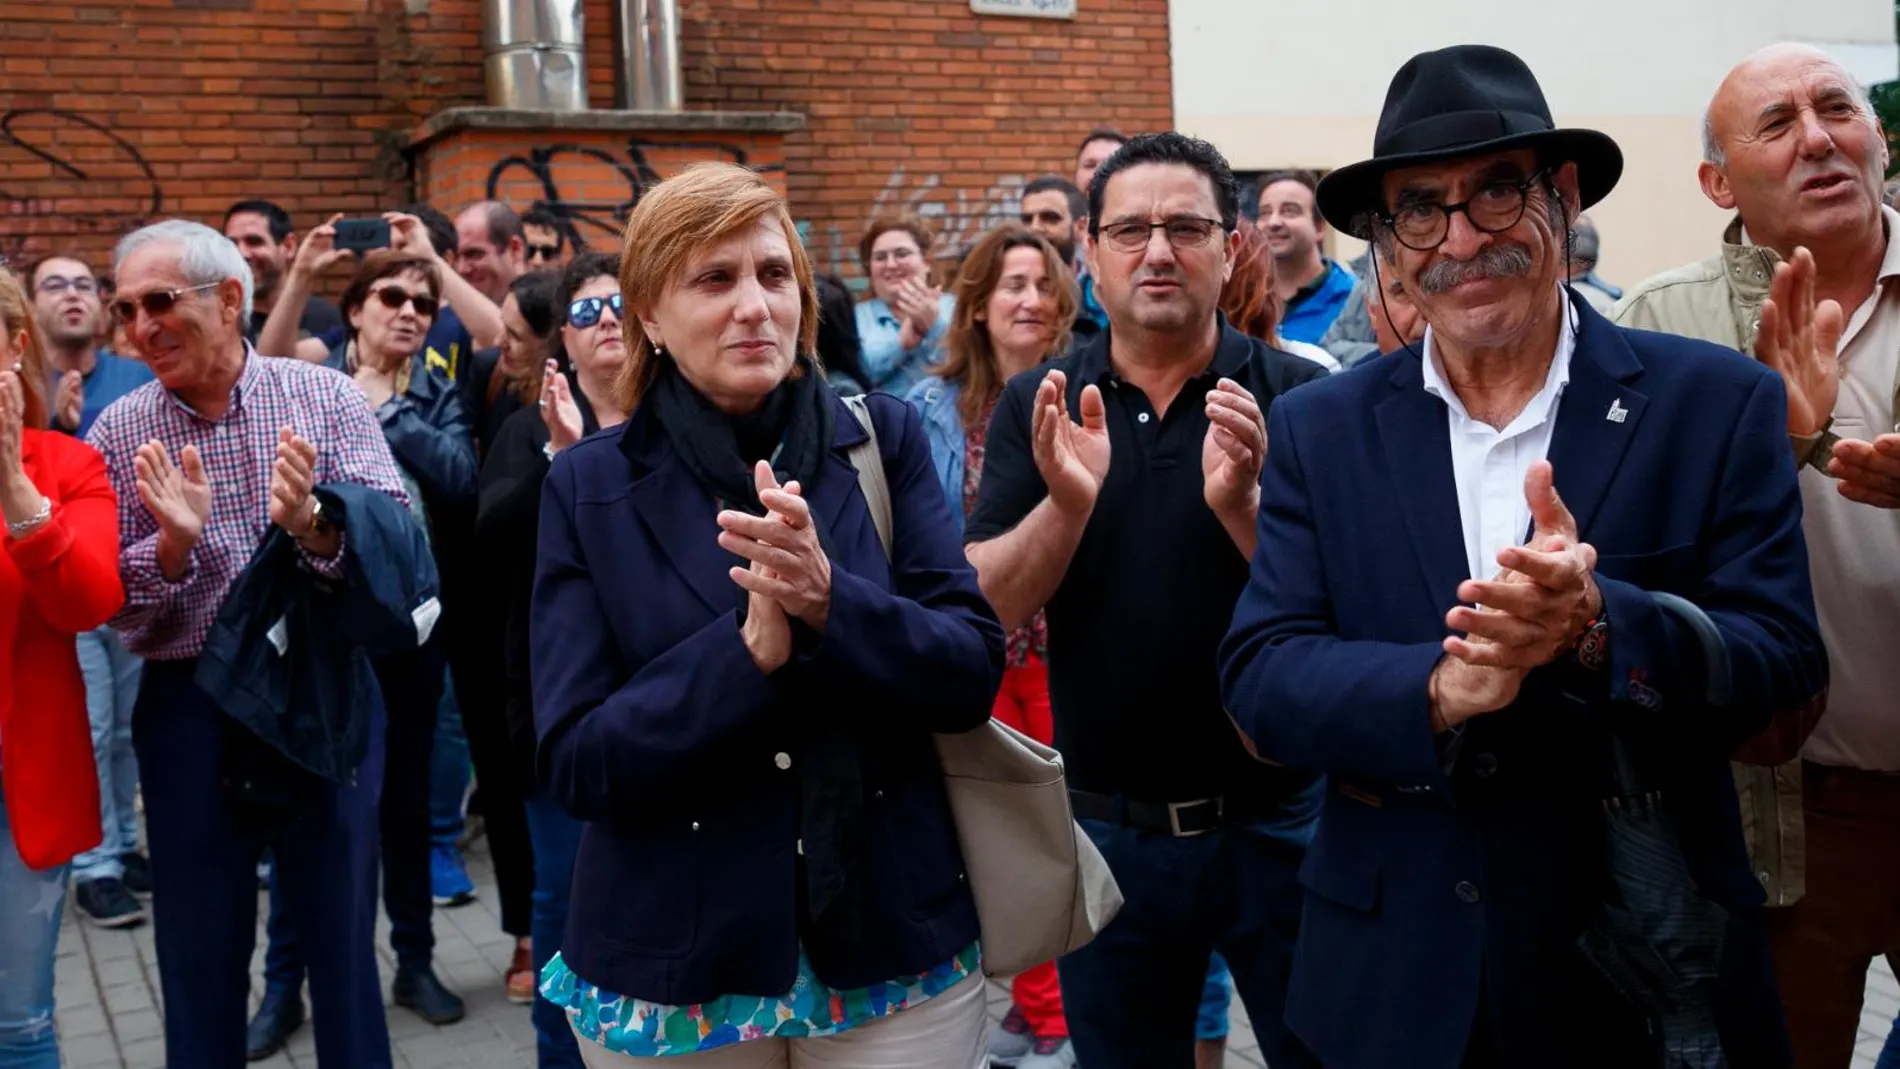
[
  {"xmin": 857, "ymin": 294, "xmax": 956, "ymax": 397},
  {"xmin": 903, "ymin": 375, "xmax": 966, "ymax": 541}
]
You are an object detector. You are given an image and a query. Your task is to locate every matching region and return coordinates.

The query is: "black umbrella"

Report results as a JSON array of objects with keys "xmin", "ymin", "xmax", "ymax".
[{"xmin": 1574, "ymin": 592, "xmax": 1735, "ymax": 1069}]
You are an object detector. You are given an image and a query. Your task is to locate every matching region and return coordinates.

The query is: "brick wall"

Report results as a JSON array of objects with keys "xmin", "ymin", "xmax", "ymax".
[
  {"xmin": 412, "ymin": 117, "xmax": 795, "ymax": 253},
  {"xmin": 0, "ymin": 0, "xmax": 1172, "ymax": 283}
]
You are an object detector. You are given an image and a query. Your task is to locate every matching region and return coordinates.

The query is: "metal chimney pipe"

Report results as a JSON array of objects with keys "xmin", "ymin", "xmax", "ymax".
[
  {"xmin": 482, "ymin": 0, "xmax": 588, "ymax": 110},
  {"xmin": 613, "ymin": 0, "xmax": 683, "ymax": 111}
]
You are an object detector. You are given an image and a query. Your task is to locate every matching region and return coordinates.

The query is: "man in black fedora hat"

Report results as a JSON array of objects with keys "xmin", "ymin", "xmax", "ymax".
[{"xmin": 1218, "ymin": 44, "xmax": 1827, "ymax": 1068}]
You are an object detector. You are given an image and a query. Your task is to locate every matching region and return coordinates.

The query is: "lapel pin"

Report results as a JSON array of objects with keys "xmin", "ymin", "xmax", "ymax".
[{"xmin": 1606, "ymin": 398, "xmax": 1628, "ymax": 424}]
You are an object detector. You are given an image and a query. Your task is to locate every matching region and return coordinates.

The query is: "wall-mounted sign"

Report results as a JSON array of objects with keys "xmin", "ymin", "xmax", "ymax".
[{"xmin": 970, "ymin": 0, "xmax": 1077, "ymax": 19}]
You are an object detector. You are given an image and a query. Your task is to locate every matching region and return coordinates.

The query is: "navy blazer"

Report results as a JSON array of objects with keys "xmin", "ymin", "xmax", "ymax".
[
  {"xmin": 1218, "ymin": 296, "xmax": 1826, "ymax": 1069},
  {"xmin": 530, "ymin": 389, "xmax": 1006, "ymax": 1005}
]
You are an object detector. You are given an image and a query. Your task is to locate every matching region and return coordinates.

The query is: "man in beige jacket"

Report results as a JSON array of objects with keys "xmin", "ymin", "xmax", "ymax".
[{"xmin": 1615, "ymin": 42, "xmax": 1900, "ymax": 1068}]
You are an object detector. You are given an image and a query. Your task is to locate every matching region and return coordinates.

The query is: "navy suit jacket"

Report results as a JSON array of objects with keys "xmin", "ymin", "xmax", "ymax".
[
  {"xmin": 1218, "ymin": 296, "xmax": 1825, "ymax": 1069},
  {"xmin": 530, "ymin": 389, "xmax": 1005, "ymax": 1005}
]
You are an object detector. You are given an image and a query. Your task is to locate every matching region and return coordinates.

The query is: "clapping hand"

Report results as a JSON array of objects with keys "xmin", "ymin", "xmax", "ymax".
[
  {"xmin": 0, "ymin": 370, "xmax": 47, "ymax": 531},
  {"xmin": 893, "ymin": 278, "xmax": 942, "ymax": 349},
  {"xmin": 1446, "ymin": 461, "xmax": 1600, "ymax": 670},
  {"xmin": 134, "ymin": 438, "xmax": 211, "ymax": 578},
  {"xmin": 1756, "ymin": 247, "xmax": 1845, "ymax": 438},
  {"xmin": 1201, "ymin": 378, "xmax": 1266, "ymax": 521},
  {"xmin": 52, "ymin": 370, "xmax": 83, "ymax": 433},
  {"xmin": 1031, "ymin": 369, "xmax": 1111, "ymax": 516},
  {"xmin": 718, "ymin": 461, "xmax": 833, "ymax": 631},
  {"xmin": 268, "ymin": 426, "xmax": 320, "ymax": 538},
  {"xmin": 1430, "ymin": 462, "xmax": 1599, "ymax": 729},
  {"xmin": 540, "ymin": 360, "xmax": 583, "ymax": 454},
  {"xmin": 1828, "ymin": 433, "xmax": 1900, "ymax": 509}
]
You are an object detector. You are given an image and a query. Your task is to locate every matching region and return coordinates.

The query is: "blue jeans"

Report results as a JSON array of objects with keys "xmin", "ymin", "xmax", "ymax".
[
  {"xmin": 431, "ymin": 674, "xmax": 471, "ymax": 848},
  {"xmin": 71, "ymin": 627, "xmax": 141, "ymax": 882},
  {"xmin": 1058, "ymin": 789, "xmax": 1321, "ymax": 1069},
  {"xmin": 1197, "ymin": 954, "xmax": 1232, "ymax": 1041},
  {"xmin": 523, "ymin": 790, "xmax": 583, "ymax": 1069},
  {"xmin": 0, "ymin": 774, "xmax": 66, "ymax": 1069}
]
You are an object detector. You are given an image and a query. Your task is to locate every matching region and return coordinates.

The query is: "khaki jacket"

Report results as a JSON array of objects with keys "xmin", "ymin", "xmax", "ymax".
[{"xmin": 1611, "ymin": 218, "xmax": 1806, "ymax": 907}]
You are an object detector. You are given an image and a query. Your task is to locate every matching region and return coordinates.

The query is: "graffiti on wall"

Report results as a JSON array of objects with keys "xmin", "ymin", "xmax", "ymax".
[
  {"xmin": 486, "ymin": 137, "xmax": 784, "ymax": 251},
  {"xmin": 486, "ymin": 147, "xmax": 1025, "ymax": 285},
  {"xmin": 0, "ymin": 109, "xmax": 165, "ymax": 262},
  {"xmin": 803, "ymin": 165, "xmax": 1026, "ymax": 284}
]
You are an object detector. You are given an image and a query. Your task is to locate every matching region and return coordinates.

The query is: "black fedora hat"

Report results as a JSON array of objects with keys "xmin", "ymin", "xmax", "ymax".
[{"xmin": 1315, "ymin": 45, "xmax": 1623, "ymax": 240}]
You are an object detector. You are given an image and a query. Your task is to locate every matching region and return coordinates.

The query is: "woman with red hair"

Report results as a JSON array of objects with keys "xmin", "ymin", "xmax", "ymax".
[{"xmin": 1220, "ymin": 226, "xmax": 1340, "ymax": 373}]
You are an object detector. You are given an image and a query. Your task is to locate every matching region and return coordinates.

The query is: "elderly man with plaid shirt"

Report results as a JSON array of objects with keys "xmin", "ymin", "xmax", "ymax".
[{"xmin": 83, "ymin": 220, "xmax": 409, "ymax": 1069}]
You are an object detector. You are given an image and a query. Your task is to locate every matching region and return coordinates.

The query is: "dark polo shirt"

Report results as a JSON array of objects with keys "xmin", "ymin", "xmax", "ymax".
[{"xmin": 965, "ymin": 319, "xmax": 1327, "ymax": 804}]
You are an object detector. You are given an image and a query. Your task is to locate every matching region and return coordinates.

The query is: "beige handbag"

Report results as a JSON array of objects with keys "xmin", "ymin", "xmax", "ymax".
[{"xmin": 840, "ymin": 395, "xmax": 1123, "ymax": 977}]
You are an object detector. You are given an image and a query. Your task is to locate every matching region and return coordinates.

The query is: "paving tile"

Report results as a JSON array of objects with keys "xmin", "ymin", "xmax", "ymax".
[{"xmin": 50, "ymin": 816, "xmax": 1900, "ymax": 1068}]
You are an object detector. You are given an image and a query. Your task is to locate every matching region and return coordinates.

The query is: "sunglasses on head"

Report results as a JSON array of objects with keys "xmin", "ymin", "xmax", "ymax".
[
  {"xmin": 370, "ymin": 285, "xmax": 439, "ymax": 318},
  {"xmin": 110, "ymin": 281, "xmax": 222, "ymax": 323},
  {"xmin": 568, "ymin": 293, "xmax": 623, "ymax": 329}
]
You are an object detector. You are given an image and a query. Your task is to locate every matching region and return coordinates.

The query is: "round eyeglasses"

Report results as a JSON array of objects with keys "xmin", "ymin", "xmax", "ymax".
[{"xmin": 1376, "ymin": 173, "xmax": 1547, "ymax": 252}]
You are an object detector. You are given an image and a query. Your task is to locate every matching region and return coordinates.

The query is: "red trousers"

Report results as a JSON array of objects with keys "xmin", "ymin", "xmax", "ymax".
[{"xmin": 990, "ymin": 657, "xmax": 1067, "ymax": 1039}]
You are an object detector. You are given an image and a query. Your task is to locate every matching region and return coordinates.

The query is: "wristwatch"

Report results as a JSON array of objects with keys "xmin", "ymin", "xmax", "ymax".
[
  {"xmin": 1795, "ymin": 418, "xmax": 1842, "ymax": 476},
  {"xmin": 297, "ymin": 496, "xmax": 336, "ymax": 542},
  {"xmin": 1573, "ymin": 609, "xmax": 1610, "ymax": 672}
]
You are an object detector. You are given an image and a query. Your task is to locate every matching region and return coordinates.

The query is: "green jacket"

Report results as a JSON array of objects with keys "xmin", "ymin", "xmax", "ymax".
[{"xmin": 1612, "ymin": 217, "xmax": 1806, "ymax": 907}]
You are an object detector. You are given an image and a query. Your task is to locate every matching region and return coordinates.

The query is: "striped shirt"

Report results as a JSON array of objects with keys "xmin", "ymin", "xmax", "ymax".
[{"xmin": 84, "ymin": 348, "xmax": 408, "ymax": 661}]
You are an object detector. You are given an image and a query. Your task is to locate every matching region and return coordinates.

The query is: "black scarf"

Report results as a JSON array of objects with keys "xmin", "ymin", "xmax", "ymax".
[
  {"xmin": 650, "ymin": 355, "xmax": 834, "ymax": 518},
  {"xmin": 649, "ymin": 355, "xmax": 865, "ymax": 943}
]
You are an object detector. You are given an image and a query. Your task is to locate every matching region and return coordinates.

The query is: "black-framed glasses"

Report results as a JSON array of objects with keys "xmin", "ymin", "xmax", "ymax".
[
  {"xmin": 110, "ymin": 281, "xmax": 221, "ymax": 323},
  {"xmin": 1378, "ymin": 173, "xmax": 1547, "ymax": 251},
  {"xmin": 568, "ymin": 292, "xmax": 623, "ymax": 329},
  {"xmin": 37, "ymin": 275, "xmax": 99, "ymax": 297},
  {"xmin": 370, "ymin": 284, "xmax": 439, "ymax": 319},
  {"xmin": 527, "ymin": 243, "xmax": 562, "ymax": 263},
  {"xmin": 1098, "ymin": 217, "xmax": 1228, "ymax": 253}
]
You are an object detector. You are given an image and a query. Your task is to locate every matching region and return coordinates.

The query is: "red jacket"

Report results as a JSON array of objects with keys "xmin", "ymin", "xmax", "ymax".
[{"xmin": 2, "ymin": 430, "xmax": 124, "ymax": 870}]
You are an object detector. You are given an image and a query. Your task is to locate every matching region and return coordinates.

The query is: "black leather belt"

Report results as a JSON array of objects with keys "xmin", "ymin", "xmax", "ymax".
[{"xmin": 1069, "ymin": 790, "xmax": 1240, "ymax": 837}]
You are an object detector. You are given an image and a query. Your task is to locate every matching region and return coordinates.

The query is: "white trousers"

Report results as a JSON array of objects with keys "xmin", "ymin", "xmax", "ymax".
[{"xmin": 572, "ymin": 970, "xmax": 990, "ymax": 1069}]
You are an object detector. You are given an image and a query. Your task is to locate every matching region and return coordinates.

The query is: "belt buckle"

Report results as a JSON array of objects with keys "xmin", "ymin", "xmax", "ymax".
[{"xmin": 1168, "ymin": 797, "xmax": 1222, "ymax": 837}]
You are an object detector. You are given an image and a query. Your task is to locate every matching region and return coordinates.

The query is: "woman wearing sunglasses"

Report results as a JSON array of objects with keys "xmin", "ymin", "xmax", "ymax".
[
  {"xmin": 474, "ymin": 250, "xmax": 626, "ymax": 1067},
  {"xmin": 0, "ymin": 265, "xmax": 125, "ymax": 1069},
  {"xmin": 250, "ymin": 249, "xmax": 479, "ymax": 1049}
]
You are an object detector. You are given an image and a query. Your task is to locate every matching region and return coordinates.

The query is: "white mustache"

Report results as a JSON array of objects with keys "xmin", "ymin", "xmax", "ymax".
[{"xmin": 1417, "ymin": 244, "xmax": 1533, "ymax": 296}]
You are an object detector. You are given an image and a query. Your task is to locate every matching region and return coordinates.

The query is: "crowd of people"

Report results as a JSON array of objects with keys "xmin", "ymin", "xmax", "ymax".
[{"xmin": 0, "ymin": 37, "xmax": 1897, "ymax": 1069}]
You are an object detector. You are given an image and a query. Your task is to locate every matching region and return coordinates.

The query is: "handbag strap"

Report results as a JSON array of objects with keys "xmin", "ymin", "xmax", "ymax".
[{"xmin": 841, "ymin": 394, "xmax": 894, "ymax": 561}]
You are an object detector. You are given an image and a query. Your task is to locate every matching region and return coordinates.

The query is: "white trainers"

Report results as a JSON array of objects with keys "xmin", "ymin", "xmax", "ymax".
[
  {"xmin": 1018, "ymin": 1037, "xmax": 1077, "ymax": 1069},
  {"xmin": 987, "ymin": 1006, "xmax": 1034, "ymax": 1066}
]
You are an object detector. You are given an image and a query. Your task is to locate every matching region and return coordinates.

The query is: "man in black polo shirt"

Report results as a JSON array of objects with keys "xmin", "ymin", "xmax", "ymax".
[{"xmin": 965, "ymin": 132, "xmax": 1325, "ymax": 1069}]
